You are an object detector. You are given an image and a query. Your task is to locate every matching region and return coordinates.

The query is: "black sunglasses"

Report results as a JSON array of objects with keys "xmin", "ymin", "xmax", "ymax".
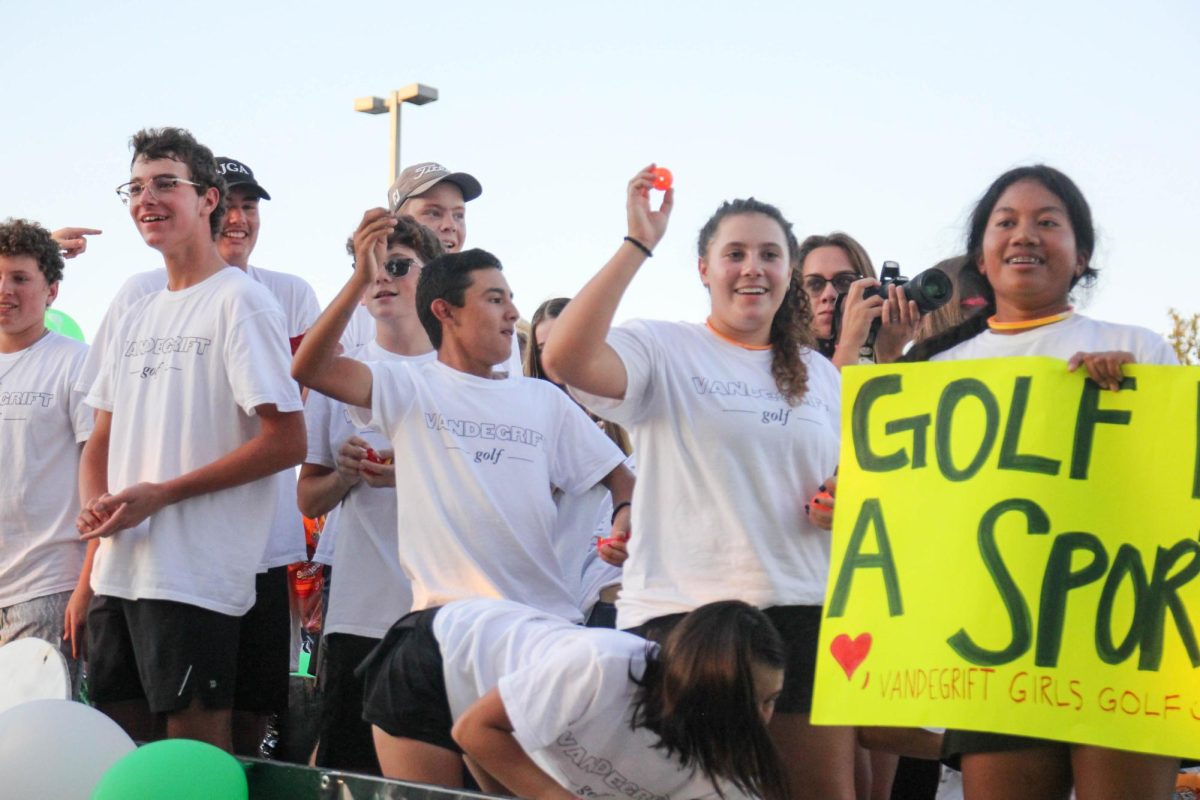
[{"xmin": 385, "ymin": 257, "xmax": 416, "ymax": 278}]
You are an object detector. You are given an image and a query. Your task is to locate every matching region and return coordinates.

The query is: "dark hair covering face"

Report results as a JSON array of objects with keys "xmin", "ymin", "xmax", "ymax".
[{"xmin": 631, "ymin": 600, "xmax": 788, "ymax": 800}]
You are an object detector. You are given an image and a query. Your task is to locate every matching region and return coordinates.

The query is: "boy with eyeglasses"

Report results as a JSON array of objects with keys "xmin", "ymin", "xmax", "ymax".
[
  {"xmin": 76, "ymin": 154, "xmax": 319, "ymax": 755},
  {"xmin": 78, "ymin": 127, "xmax": 305, "ymax": 750}
]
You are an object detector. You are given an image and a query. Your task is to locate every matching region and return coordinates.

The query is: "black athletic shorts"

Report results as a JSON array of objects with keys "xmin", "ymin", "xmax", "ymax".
[
  {"xmin": 315, "ymin": 631, "xmax": 382, "ymax": 774},
  {"xmin": 88, "ymin": 594, "xmax": 241, "ymax": 714},
  {"xmin": 234, "ymin": 565, "xmax": 290, "ymax": 715},
  {"xmin": 358, "ymin": 608, "xmax": 459, "ymax": 753}
]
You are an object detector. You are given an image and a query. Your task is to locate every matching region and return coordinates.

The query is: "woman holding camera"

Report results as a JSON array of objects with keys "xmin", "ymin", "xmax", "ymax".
[
  {"xmin": 797, "ymin": 232, "xmax": 920, "ymax": 367},
  {"xmin": 543, "ymin": 167, "xmax": 852, "ymax": 800}
]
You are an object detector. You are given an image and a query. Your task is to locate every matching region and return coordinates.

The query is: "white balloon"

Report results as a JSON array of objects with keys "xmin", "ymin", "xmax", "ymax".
[
  {"xmin": 0, "ymin": 637, "xmax": 71, "ymax": 713},
  {"xmin": 0, "ymin": 699, "xmax": 135, "ymax": 799}
]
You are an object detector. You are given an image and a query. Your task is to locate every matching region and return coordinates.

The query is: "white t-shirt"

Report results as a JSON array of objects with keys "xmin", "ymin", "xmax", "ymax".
[
  {"xmin": 75, "ymin": 268, "xmax": 169, "ymax": 396},
  {"xmin": 554, "ymin": 465, "xmax": 627, "ymax": 616},
  {"xmin": 305, "ymin": 342, "xmax": 434, "ymax": 637},
  {"xmin": 434, "ymin": 599, "xmax": 751, "ymax": 800},
  {"xmin": 573, "ymin": 320, "xmax": 842, "ymax": 629},
  {"xmin": 78, "ymin": 265, "xmax": 319, "ymax": 569},
  {"xmin": 246, "ymin": 265, "xmax": 320, "ymax": 568},
  {"xmin": 85, "ymin": 268, "xmax": 303, "ymax": 615},
  {"xmin": 0, "ymin": 333, "xmax": 93, "ymax": 608},
  {"xmin": 341, "ymin": 306, "xmax": 376, "ymax": 354},
  {"xmin": 930, "ymin": 314, "xmax": 1178, "ymax": 365},
  {"xmin": 350, "ymin": 360, "xmax": 625, "ymax": 621},
  {"xmin": 311, "ymin": 505, "xmax": 338, "ymax": 566}
]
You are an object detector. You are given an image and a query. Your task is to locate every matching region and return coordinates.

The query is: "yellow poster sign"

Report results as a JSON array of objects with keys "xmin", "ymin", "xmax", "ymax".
[{"xmin": 812, "ymin": 357, "xmax": 1200, "ymax": 758}]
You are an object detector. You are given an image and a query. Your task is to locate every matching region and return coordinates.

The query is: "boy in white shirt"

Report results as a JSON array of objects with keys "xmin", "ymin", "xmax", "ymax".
[
  {"xmin": 298, "ymin": 215, "xmax": 442, "ymax": 773},
  {"xmin": 292, "ymin": 208, "xmax": 634, "ymax": 623},
  {"xmin": 78, "ymin": 128, "xmax": 305, "ymax": 750},
  {"xmin": 0, "ymin": 219, "xmax": 92, "ymax": 691},
  {"xmin": 72, "ymin": 156, "xmax": 316, "ymax": 754}
]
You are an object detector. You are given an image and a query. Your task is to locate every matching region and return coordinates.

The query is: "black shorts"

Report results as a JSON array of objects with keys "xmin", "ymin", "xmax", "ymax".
[
  {"xmin": 358, "ymin": 608, "xmax": 458, "ymax": 753},
  {"xmin": 315, "ymin": 632, "xmax": 382, "ymax": 774},
  {"xmin": 234, "ymin": 566, "xmax": 291, "ymax": 715},
  {"xmin": 626, "ymin": 604, "xmax": 822, "ymax": 714},
  {"xmin": 941, "ymin": 729, "xmax": 1063, "ymax": 759},
  {"xmin": 584, "ymin": 601, "xmax": 617, "ymax": 629},
  {"xmin": 87, "ymin": 594, "xmax": 241, "ymax": 714}
]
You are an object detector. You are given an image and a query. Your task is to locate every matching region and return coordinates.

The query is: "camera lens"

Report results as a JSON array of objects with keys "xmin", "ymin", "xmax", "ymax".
[{"xmin": 904, "ymin": 268, "xmax": 953, "ymax": 314}]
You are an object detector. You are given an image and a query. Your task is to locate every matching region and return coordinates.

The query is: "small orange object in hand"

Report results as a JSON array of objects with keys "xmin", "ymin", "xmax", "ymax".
[
  {"xmin": 651, "ymin": 166, "xmax": 673, "ymax": 191},
  {"xmin": 365, "ymin": 448, "xmax": 393, "ymax": 465}
]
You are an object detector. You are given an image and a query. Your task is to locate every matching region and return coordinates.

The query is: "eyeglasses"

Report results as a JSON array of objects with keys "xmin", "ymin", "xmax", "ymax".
[
  {"xmin": 802, "ymin": 272, "xmax": 860, "ymax": 296},
  {"xmin": 384, "ymin": 257, "xmax": 416, "ymax": 278},
  {"xmin": 115, "ymin": 175, "xmax": 204, "ymax": 205}
]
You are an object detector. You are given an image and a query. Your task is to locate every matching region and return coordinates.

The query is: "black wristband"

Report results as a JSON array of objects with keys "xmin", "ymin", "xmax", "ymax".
[
  {"xmin": 623, "ymin": 236, "xmax": 653, "ymax": 258},
  {"xmin": 611, "ymin": 500, "xmax": 632, "ymax": 524}
]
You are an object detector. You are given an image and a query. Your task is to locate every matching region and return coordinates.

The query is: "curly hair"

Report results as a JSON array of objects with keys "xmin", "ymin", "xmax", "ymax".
[
  {"xmin": 904, "ymin": 165, "xmax": 1097, "ymax": 362},
  {"xmin": 697, "ymin": 198, "xmax": 815, "ymax": 405},
  {"xmin": 0, "ymin": 218, "xmax": 64, "ymax": 284},
  {"xmin": 129, "ymin": 127, "xmax": 226, "ymax": 239}
]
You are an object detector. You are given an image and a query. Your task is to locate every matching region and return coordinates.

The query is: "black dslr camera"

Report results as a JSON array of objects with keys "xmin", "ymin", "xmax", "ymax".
[
  {"xmin": 830, "ymin": 261, "xmax": 953, "ymax": 354},
  {"xmin": 863, "ymin": 261, "xmax": 953, "ymax": 315}
]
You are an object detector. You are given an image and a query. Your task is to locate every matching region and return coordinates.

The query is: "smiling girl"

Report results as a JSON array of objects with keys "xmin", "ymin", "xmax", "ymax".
[
  {"xmin": 905, "ymin": 165, "xmax": 1179, "ymax": 800},
  {"xmin": 543, "ymin": 166, "xmax": 851, "ymax": 799}
]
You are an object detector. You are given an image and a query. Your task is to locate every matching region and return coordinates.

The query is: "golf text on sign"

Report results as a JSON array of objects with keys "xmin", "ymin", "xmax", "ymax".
[{"xmin": 811, "ymin": 357, "xmax": 1200, "ymax": 759}]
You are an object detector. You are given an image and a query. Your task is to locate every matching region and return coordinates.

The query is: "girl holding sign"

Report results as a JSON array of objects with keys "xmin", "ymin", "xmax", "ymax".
[
  {"xmin": 905, "ymin": 165, "xmax": 1180, "ymax": 800},
  {"xmin": 542, "ymin": 168, "xmax": 851, "ymax": 799}
]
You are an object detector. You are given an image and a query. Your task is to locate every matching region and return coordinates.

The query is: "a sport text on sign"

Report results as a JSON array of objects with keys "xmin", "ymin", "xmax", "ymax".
[{"xmin": 812, "ymin": 357, "xmax": 1200, "ymax": 759}]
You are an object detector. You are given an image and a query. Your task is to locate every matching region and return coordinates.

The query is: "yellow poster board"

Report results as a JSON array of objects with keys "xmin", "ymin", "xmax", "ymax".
[{"xmin": 812, "ymin": 357, "xmax": 1200, "ymax": 758}]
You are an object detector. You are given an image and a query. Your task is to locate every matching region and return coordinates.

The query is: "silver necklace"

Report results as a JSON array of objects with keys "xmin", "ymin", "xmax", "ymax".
[{"xmin": 0, "ymin": 328, "xmax": 51, "ymax": 387}]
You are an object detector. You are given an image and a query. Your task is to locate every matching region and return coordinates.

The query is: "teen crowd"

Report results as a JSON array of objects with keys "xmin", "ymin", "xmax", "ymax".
[{"xmin": 0, "ymin": 126, "xmax": 1183, "ymax": 800}]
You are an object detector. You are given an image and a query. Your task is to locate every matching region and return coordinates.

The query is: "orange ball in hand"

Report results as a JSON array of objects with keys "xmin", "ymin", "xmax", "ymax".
[{"xmin": 651, "ymin": 166, "xmax": 673, "ymax": 191}]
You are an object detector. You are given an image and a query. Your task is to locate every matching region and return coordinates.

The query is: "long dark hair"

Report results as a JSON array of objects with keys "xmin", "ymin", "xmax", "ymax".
[
  {"xmin": 526, "ymin": 297, "xmax": 632, "ymax": 455},
  {"xmin": 698, "ymin": 199, "xmax": 815, "ymax": 405},
  {"xmin": 631, "ymin": 601, "xmax": 788, "ymax": 800},
  {"xmin": 904, "ymin": 165, "xmax": 1098, "ymax": 362}
]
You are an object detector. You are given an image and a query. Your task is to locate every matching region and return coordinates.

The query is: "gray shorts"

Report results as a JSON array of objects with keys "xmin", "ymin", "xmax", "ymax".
[{"xmin": 0, "ymin": 591, "xmax": 82, "ymax": 697}]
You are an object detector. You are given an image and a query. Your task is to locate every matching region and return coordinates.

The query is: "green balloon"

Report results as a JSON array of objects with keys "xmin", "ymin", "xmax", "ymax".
[
  {"xmin": 44, "ymin": 308, "xmax": 85, "ymax": 342},
  {"xmin": 91, "ymin": 739, "xmax": 247, "ymax": 800}
]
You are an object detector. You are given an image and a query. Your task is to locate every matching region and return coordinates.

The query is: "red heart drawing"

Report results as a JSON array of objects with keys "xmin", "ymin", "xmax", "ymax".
[{"xmin": 830, "ymin": 633, "xmax": 872, "ymax": 680}]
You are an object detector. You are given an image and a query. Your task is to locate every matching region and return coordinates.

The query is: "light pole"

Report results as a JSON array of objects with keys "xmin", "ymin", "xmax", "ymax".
[{"xmin": 354, "ymin": 83, "xmax": 439, "ymax": 185}]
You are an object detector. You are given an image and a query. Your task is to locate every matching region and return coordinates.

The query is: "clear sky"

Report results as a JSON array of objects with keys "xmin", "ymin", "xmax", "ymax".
[{"xmin": 5, "ymin": 0, "xmax": 1199, "ymax": 341}]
